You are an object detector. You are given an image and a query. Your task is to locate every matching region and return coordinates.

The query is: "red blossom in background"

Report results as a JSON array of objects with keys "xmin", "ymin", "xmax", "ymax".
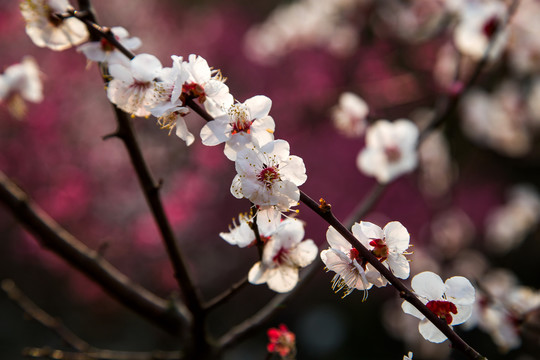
[{"xmin": 267, "ymin": 323, "xmax": 296, "ymax": 359}]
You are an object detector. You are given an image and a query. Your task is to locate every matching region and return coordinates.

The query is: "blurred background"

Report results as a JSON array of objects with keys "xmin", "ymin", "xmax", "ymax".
[{"xmin": 1, "ymin": 0, "xmax": 540, "ymax": 359}]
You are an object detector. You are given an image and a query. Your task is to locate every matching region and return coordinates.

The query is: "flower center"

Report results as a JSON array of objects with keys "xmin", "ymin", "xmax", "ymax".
[
  {"xmin": 229, "ymin": 104, "xmax": 253, "ymax": 134},
  {"xmin": 482, "ymin": 16, "xmax": 500, "ymax": 38},
  {"xmin": 349, "ymin": 248, "xmax": 360, "ymax": 261},
  {"xmin": 384, "ymin": 145, "xmax": 401, "ymax": 163},
  {"xmin": 182, "ymin": 82, "xmax": 206, "ymax": 103},
  {"xmin": 100, "ymin": 36, "xmax": 119, "ymax": 52},
  {"xmin": 426, "ymin": 300, "xmax": 458, "ymax": 324},
  {"xmin": 272, "ymin": 247, "xmax": 289, "ymax": 265},
  {"xmin": 47, "ymin": 8, "xmax": 63, "ymax": 27},
  {"xmin": 369, "ymin": 238, "xmax": 388, "ymax": 261},
  {"xmin": 257, "ymin": 165, "xmax": 280, "ymax": 188}
]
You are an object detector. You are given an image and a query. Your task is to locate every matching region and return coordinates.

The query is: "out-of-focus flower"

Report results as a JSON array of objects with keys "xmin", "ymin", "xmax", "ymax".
[
  {"xmin": 267, "ymin": 324, "xmax": 296, "ymax": 359},
  {"xmin": 417, "ymin": 127, "xmax": 453, "ymax": 198},
  {"xmin": 175, "ymin": 54, "xmax": 233, "ymax": 117},
  {"xmin": 77, "ymin": 26, "xmax": 141, "ymax": 66},
  {"xmin": 200, "ymin": 95, "xmax": 275, "ymax": 160},
  {"xmin": 231, "ymin": 140, "xmax": 307, "ymax": 212},
  {"xmin": 485, "ymin": 184, "xmax": 540, "ymax": 254},
  {"xmin": 20, "ymin": 0, "xmax": 89, "ymax": 51},
  {"xmin": 461, "ymin": 81, "xmax": 530, "ymax": 157},
  {"xmin": 353, "ymin": 221, "xmax": 411, "ymax": 285},
  {"xmin": 507, "ymin": 0, "xmax": 540, "ymax": 74},
  {"xmin": 107, "ymin": 53, "xmax": 163, "ymax": 117},
  {"xmin": 357, "ymin": 119, "xmax": 419, "ymax": 183},
  {"xmin": 465, "ymin": 268, "xmax": 540, "ymax": 352},
  {"xmin": 403, "ymin": 351, "xmax": 413, "ymax": 360},
  {"xmin": 220, "ymin": 208, "xmax": 281, "ymax": 248},
  {"xmin": 430, "ymin": 208, "xmax": 474, "ymax": 258},
  {"xmin": 244, "ymin": 0, "xmax": 362, "ymax": 64},
  {"xmin": 248, "ymin": 218, "xmax": 317, "ymax": 293},
  {"xmin": 0, "ymin": 56, "xmax": 43, "ymax": 119},
  {"xmin": 321, "ymin": 226, "xmax": 375, "ymax": 299},
  {"xmin": 402, "ymin": 271, "xmax": 475, "ymax": 343},
  {"xmin": 452, "ymin": 0, "xmax": 508, "ymax": 61},
  {"xmin": 331, "ymin": 92, "xmax": 369, "ymax": 137}
]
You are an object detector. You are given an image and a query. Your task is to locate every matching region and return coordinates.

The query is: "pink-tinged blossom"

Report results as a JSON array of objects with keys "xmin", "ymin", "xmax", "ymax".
[
  {"xmin": 174, "ymin": 54, "xmax": 233, "ymax": 118},
  {"xmin": 248, "ymin": 218, "xmax": 317, "ymax": 293},
  {"xmin": 107, "ymin": 53, "xmax": 163, "ymax": 117},
  {"xmin": 77, "ymin": 26, "xmax": 141, "ymax": 66},
  {"xmin": 320, "ymin": 226, "xmax": 375, "ymax": 299},
  {"xmin": 267, "ymin": 324, "xmax": 296, "ymax": 359},
  {"xmin": 402, "ymin": 271, "xmax": 475, "ymax": 343},
  {"xmin": 220, "ymin": 207, "xmax": 281, "ymax": 248},
  {"xmin": 231, "ymin": 140, "xmax": 307, "ymax": 211},
  {"xmin": 20, "ymin": 0, "xmax": 89, "ymax": 51},
  {"xmin": 200, "ymin": 95, "xmax": 275, "ymax": 160},
  {"xmin": 357, "ymin": 119, "xmax": 419, "ymax": 183},
  {"xmin": 331, "ymin": 92, "xmax": 369, "ymax": 137},
  {"xmin": 353, "ymin": 221, "xmax": 411, "ymax": 285},
  {"xmin": 0, "ymin": 56, "xmax": 43, "ymax": 119}
]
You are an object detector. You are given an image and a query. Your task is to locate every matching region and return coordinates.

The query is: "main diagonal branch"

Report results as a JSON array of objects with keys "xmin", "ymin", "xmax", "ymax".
[{"xmin": 0, "ymin": 171, "xmax": 186, "ymax": 334}]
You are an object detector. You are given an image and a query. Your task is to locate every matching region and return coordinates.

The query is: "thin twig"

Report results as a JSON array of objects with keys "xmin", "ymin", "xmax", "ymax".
[
  {"xmin": 23, "ymin": 347, "xmax": 183, "ymax": 360},
  {"xmin": 2, "ymin": 280, "xmax": 184, "ymax": 360},
  {"xmin": 203, "ymin": 275, "xmax": 249, "ymax": 311},
  {"xmin": 2, "ymin": 279, "xmax": 90, "ymax": 352},
  {"xmin": 0, "ymin": 171, "xmax": 187, "ymax": 335}
]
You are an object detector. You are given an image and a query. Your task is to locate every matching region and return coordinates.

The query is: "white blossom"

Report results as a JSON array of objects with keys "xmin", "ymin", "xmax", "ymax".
[
  {"xmin": 20, "ymin": 0, "xmax": 89, "ymax": 51},
  {"xmin": 220, "ymin": 208, "xmax": 281, "ymax": 248},
  {"xmin": 231, "ymin": 140, "xmax": 307, "ymax": 211},
  {"xmin": 200, "ymin": 95, "xmax": 275, "ymax": 160},
  {"xmin": 248, "ymin": 218, "xmax": 317, "ymax": 293},
  {"xmin": 0, "ymin": 57, "xmax": 43, "ymax": 119},
  {"xmin": 357, "ymin": 119, "xmax": 419, "ymax": 183},
  {"xmin": 331, "ymin": 92, "xmax": 369, "ymax": 137},
  {"xmin": 402, "ymin": 271, "xmax": 475, "ymax": 343},
  {"xmin": 107, "ymin": 53, "xmax": 164, "ymax": 117},
  {"xmin": 77, "ymin": 26, "xmax": 141, "ymax": 66}
]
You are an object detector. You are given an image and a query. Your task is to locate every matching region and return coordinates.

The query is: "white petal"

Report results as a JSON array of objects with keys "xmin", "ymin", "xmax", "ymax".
[
  {"xmin": 200, "ymin": 117, "xmax": 230, "ymax": 146},
  {"xmin": 175, "ymin": 117, "xmax": 195, "ymax": 146},
  {"xmin": 245, "ymin": 95, "xmax": 272, "ymax": 119},
  {"xmin": 131, "ymin": 54, "xmax": 162, "ymax": 82},
  {"xmin": 266, "ymin": 266, "xmax": 299, "ymax": 293},
  {"xmin": 388, "ymin": 253, "xmax": 410, "ymax": 279},
  {"xmin": 230, "ymin": 175, "xmax": 244, "ymax": 199},
  {"xmin": 326, "ymin": 226, "xmax": 352, "ymax": 253},
  {"xmin": 248, "ymin": 262, "xmax": 268, "ymax": 285},
  {"xmin": 411, "ymin": 271, "xmax": 445, "ymax": 300},
  {"xmin": 273, "ymin": 218, "xmax": 305, "ymax": 249},
  {"xmin": 401, "ymin": 300, "xmax": 425, "ymax": 320},
  {"xmin": 290, "ymin": 239, "xmax": 318, "ymax": 267},
  {"xmin": 452, "ymin": 304, "xmax": 474, "ymax": 325},
  {"xmin": 419, "ymin": 319, "xmax": 448, "ymax": 343},
  {"xmin": 445, "ymin": 276, "xmax": 476, "ymax": 305},
  {"xmin": 357, "ymin": 221, "xmax": 384, "ymax": 240},
  {"xmin": 281, "ymin": 155, "xmax": 307, "ymax": 186},
  {"xmin": 384, "ymin": 221, "xmax": 410, "ymax": 252}
]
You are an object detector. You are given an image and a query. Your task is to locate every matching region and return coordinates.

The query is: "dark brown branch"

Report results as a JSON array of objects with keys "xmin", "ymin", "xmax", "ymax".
[
  {"xmin": 0, "ymin": 171, "xmax": 187, "ymax": 334},
  {"xmin": 2, "ymin": 279, "xmax": 90, "ymax": 352},
  {"xmin": 299, "ymin": 191, "xmax": 484, "ymax": 359},
  {"xmin": 23, "ymin": 347, "xmax": 183, "ymax": 360},
  {"xmin": 2, "ymin": 280, "xmax": 184, "ymax": 360}
]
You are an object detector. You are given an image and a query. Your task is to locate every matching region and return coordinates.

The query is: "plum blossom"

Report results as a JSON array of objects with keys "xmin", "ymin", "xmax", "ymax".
[
  {"xmin": 402, "ymin": 271, "xmax": 475, "ymax": 343},
  {"xmin": 175, "ymin": 54, "xmax": 233, "ymax": 117},
  {"xmin": 331, "ymin": 92, "xmax": 369, "ymax": 137},
  {"xmin": 248, "ymin": 218, "xmax": 317, "ymax": 293},
  {"xmin": 0, "ymin": 57, "xmax": 43, "ymax": 119},
  {"xmin": 267, "ymin": 324, "xmax": 296, "ymax": 359},
  {"xmin": 452, "ymin": 0, "xmax": 508, "ymax": 60},
  {"xmin": 20, "ymin": 0, "xmax": 89, "ymax": 51},
  {"xmin": 353, "ymin": 221, "xmax": 411, "ymax": 285},
  {"xmin": 220, "ymin": 208, "xmax": 281, "ymax": 248},
  {"xmin": 200, "ymin": 95, "xmax": 275, "ymax": 160},
  {"xmin": 357, "ymin": 119, "xmax": 419, "ymax": 183},
  {"xmin": 320, "ymin": 226, "xmax": 375, "ymax": 299},
  {"xmin": 77, "ymin": 27, "xmax": 141, "ymax": 66},
  {"xmin": 107, "ymin": 53, "xmax": 164, "ymax": 117},
  {"xmin": 231, "ymin": 140, "xmax": 307, "ymax": 211},
  {"xmin": 403, "ymin": 352, "xmax": 413, "ymax": 360}
]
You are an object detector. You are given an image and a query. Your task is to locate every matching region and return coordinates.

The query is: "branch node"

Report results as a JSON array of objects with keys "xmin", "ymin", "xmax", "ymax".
[{"xmin": 318, "ymin": 198, "xmax": 332, "ymax": 213}]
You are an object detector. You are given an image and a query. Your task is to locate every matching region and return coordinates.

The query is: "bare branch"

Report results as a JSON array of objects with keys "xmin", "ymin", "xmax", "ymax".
[
  {"xmin": 0, "ymin": 171, "xmax": 187, "ymax": 335},
  {"xmin": 23, "ymin": 347, "xmax": 183, "ymax": 360}
]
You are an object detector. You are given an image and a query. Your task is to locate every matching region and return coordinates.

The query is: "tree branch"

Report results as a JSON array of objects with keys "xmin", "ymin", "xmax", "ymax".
[
  {"xmin": 23, "ymin": 347, "xmax": 183, "ymax": 360},
  {"xmin": 0, "ymin": 171, "xmax": 187, "ymax": 335}
]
